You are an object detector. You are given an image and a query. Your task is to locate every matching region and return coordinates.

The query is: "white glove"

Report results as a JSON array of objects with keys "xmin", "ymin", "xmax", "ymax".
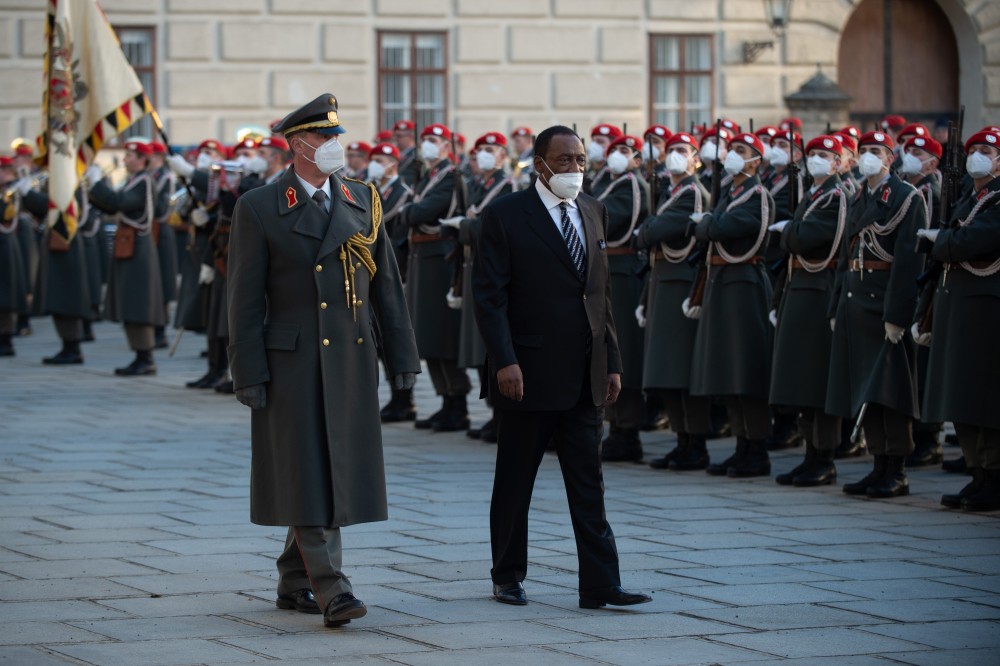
[
  {"xmin": 445, "ymin": 287, "xmax": 462, "ymax": 310},
  {"xmin": 246, "ymin": 155, "xmax": 268, "ymax": 176},
  {"xmin": 884, "ymin": 321, "xmax": 904, "ymax": 344},
  {"xmin": 911, "ymin": 322, "xmax": 932, "ymax": 347},
  {"xmin": 13, "ymin": 177, "xmax": 32, "ymax": 195},
  {"xmin": 830, "ymin": 318, "xmax": 836, "ymax": 332},
  {"xmin": 190, "ymin": 207, "xmax": 210, "ymax": 228},
  {"xmin": 199, "ymin": 264, "xmax": 215, "ymax": 285},
  {"xmin": 635, "ymin": 304, "xmax": 646, "ymax": 328},
  {"xmin": 689, "ymin": 212, "xmax": 707, "ymax": 224},
  {"xmin": 768, "ymin": 309, "xmax": 777, "ymax": 327},
  {"xmin": 768, "ymin": 220, "xmax": 790, "ymax": 233},
  {"xmin": 438, "ymin": 216, "xmax": 463, "ymax": 228},
  {"xmin": 681, "ymin": 297, "xmax": 701, "ymax": 319},
  {"xmin": 916, "ymin": 228, "xmax": 940, "ymax": 242},
  {"xmin": 166, "ymin": 153, "xmax": 195, "ymax": 178},
  {"xmin": 84, "ymin": 164, "xmax": 103, "ymax": 187}
]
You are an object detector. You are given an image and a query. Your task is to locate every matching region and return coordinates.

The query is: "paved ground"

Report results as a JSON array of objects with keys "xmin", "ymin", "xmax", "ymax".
[{"xmin": 1, "ymin": 318, "xmax": 999, "ymax": 666}]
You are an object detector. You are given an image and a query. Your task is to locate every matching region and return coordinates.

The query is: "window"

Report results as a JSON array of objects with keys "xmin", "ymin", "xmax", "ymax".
[
  {"xmin": 649, "ymin": 34, "xmax": 713, "ymax": 132},
  {"xmin": 114, "ymin": 26, "xmax": 156, "ymax": 140},
  {"xmin": 377, "ymin": 31, "xmax": 448, "ymax": 132}
]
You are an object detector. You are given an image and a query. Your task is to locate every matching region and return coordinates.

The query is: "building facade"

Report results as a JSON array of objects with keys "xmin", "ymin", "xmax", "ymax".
[{"xmin": 1, "ymin": 0, "xmax": 997, "ymax": 149}]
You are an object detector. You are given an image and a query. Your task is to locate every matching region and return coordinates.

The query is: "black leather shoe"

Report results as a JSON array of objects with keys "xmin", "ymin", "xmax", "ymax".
[
  {"xmin": 213, "ymin": 379, "xmax": 235, "ymax": 394},
  {"xmin": 669, "ymin": 435, "xmax": 710, "ymax": 471},
  {"xmin": 579, "ymin": 586, "xmax": 652, "ymax": 609},
  {"xmin": 43, "ymin": 349, "xmax": 84, "ymax": 365},
  {"xmin": 650, "ymin": 435, "xmax": 686, "ymax": 470},
  {"xmin": 323, "ymin": 593, "xmax": 367, "ymax": 627},
  {"xmin": 415, "ymin": 400, "xmax": 449, "ymax": 429},
  {"xmin": 114, "ymin": 359, "xmax": 156, "ymax": 376},
  {"xmin": 492, "ymin": 581, "xmax": 527, "ymax": 605},
  {"xmin": 941, "ymin": 469, "xmax": 984, "ymax": 509},
  {"xmin": 602, "ymin": 429, "xmax": 643, "ymax": 463},
  {"xmin": 186, "ymin": 372, "xmax": 222, "ymax": 389},
  {"xmin": 843, "ymin": 455, "xmax": 887, "ymax": 495},
  {"xmin": 276, "ymin": 588, "xmax": 321, "ymax": 614}
]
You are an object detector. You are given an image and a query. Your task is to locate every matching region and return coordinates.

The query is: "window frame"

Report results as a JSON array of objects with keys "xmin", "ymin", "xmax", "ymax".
[
  {"xmin": 648, "ymin": 33, "xmax": 715, "ymax": 132},
  {"xmin": 376, "ymin": 30, "xmax": 449, "ymax": 132},
  {"xmin": 112, "ymin": 24, "xmax": 157, "ymax": 140}
]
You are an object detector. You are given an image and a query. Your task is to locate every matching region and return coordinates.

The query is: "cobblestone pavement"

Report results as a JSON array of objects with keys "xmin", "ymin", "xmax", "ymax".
[{"xmin": 1, "ymin": 318, "xmax": 999, "ymax": 665}]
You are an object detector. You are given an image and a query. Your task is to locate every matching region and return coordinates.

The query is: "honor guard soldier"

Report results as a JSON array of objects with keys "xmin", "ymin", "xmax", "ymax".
[
  {"xmin": 689, "ymin": 132, "xmax": 776, "ymax": 477},
  {"xmin": 898, "ymin": 134, "xmax": 946, "ymax": 467},
  {"xmin": 586, "ymin": 123, "xmax": 622, "ymax": 197},
  {"xmin": 393, "ymin": 120, "xmax": 419, "ymax": 185},
  {"xmin": 440, "ymin": 131, "xmax": 517, "ymax": 442},
  {"xmin": 827, "ymin": 130, "xmax": 926, "ymax": 499},
  {"xmin": 920, "ymin": 129, "xmax": 1000, "ymax": 511},
  {"xmin": 635, "ymin": 132, "xmax": 714, "ymax": 470},
  {"xmin": 510, "ymin": 126, "xmax": 535, "ymax": 189},
  {"xmin": 755, "ymin": 126, "xmax": 780, "ymax": 182},
  {"xmin": 398, "ymin": 124, "xmax": 472, "ymax": 432},
  {"xmin": 149, "ymin": 141, "xmax": 179, "ymax": 349},
  {"xmin": 595, "ymin": 135, "xmax": 649, "ymax": 461},
  {"xmin": 641, "ymin": 124, "xmax": 672, "ymax": 181},
  {"xmin": 228, "ymin": 92, "xmax": 420, "ymax": 628},
  {"xmin": 0, "ymin": 159, "xmax": 30, "ymax": 357},
  {"xmin": 833, "ymin": 132, "xmax": 861, "ymax": 198},
  {"xmin": 770, "ymin": 136, "xmax": 848, "ymax": 486},
  {"xmin": 370, "ymin": 142, "xmax": 418, "ymax": 423},
  {"xmin": 345, "ymin": 141, "xmax": 371, "ymax": 181},
  {"xmin": 10, "ymin": 140, "xmax": 39, "ymax": 337},
  {"xmin": 88, "ymin": 140, "xmax": 165, "ymax": 376},
  {"xmin": 892, "ymin": 123, "xmax": 930, "ymax": 173},
  {"xmin": 697, "ymin": 126, "xmax": 734, "ymax": 196}
]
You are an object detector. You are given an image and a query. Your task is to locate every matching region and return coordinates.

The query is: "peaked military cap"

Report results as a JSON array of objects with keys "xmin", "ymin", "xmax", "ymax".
[{"xmin": 272, "ymin": 93, "xmax": 347, "ymax": 136}]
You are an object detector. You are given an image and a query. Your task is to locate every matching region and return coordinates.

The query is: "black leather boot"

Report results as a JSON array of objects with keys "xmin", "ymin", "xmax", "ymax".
[
  {"xmin": 942, "ymin": 455, "xmax": 968, "ymax": 474},
  {"xmin": 115, "ymin": 350, "xmax": 156, "ymax": 376},
  {"xmin": 866, "ymin": 455, "xmax": 909, "ymax": 498},
  {"xmin": 187, "ymin": 371, "xmax": 224, "ymax": 389},
  {"xmin": 415, "ymin": 396, "xmax": 449, "ymax": 429},
  {"xmin": 649, "ymin": 433, "xmax": 687, "ymax": 470},
  {"xmin": 707, "ymin": 437, "xmax": 745, "ymax": 476},
  {"xmin": 0, "ymin": 333, "xmax": 13, "ymax": 357},
  {"xmin": 843, "ymin": 454, "xmax": 887, "ymax": 495},
  {"xmin": 767, "ymin": 412, "xmax": 803, "ymax": 451},
  {"xmin": 433, "ymin": 394, "xmax": 470, "ymax": 432},
  {"xmin": 381, "ymin": 387, "xmax": 416, "ymax": 423},
  {"xmin": 602, "ymin": 427, "xmax": 643, "ymax": 462},
  {"xmin": 961, "ymin": 469, "xmax": 1000, "ymax": 511},
  {"xmin": 776, "ymin": 444, "xmax": 814, "ymax": 486},
  {"xmin": 154, "ymin": 326, "xmax": 168, "ymax": 349},
  {"xmin": 906, "ymin": 428, "xmax": 943, "ymax": 467},
  {"xmin": 941, "ymin": 468, "xmax": 984, "ymax": 509},
  {"xmin": 835, "ymin": 420, "xmax": 867, "ymax": 458},
  {"xmin": 794, "ymin": 447, "xmax": 837, "ymax": 487},
  {"xmin": 670, "ymin": 434, "xmax": 710, "ymax": 471},
  {"xmin": 728, "ymin": 438, "xmax": 771, "ymax": 477},
  {"xmin": 43, "ymin": 341, "xmax": 84, "ymax": 365}
]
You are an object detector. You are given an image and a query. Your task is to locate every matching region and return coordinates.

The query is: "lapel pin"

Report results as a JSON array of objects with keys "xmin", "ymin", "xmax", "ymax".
[{"xmin": 285, "ymin": 187, "xmax": 297, "ymax": 208}]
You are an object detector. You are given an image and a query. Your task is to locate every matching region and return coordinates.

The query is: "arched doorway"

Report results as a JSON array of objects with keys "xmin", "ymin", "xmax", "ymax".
[{"xmin": 838, "ymin": 0, "xmax": 959, "ymax": 129}]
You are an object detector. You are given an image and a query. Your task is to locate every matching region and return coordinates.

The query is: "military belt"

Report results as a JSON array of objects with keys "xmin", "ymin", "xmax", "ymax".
[
  {"xmin": 410, "ymin": 232, "xmax": 440, "ymax": 244},
  {"xmin": 791, "ymin": 258, "xmax": 837, "ymax": 270},
  {"xmin": 708, "ymin": 255, "xmax": 762, "ymax": 266},
  {"xmin": 606, "ymin": 247, "xmax": 636, "ymax": 256},
  {"xmin": 849, "ymin": 259, "xmax": 891, "ymax": 271}
]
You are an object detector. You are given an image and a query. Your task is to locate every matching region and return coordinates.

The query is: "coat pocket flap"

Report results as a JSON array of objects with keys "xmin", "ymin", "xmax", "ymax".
[{"xmin": 263, "ymin": 324, "xmax": 299, "ymax": 351}]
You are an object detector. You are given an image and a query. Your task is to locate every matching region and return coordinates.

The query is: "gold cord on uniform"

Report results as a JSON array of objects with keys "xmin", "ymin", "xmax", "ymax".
[{"xmin": 339, "ymin": 182, "xmax": 382, "ymax": 320}]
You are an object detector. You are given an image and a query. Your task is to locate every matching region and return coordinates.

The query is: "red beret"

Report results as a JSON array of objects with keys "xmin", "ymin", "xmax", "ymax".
[
  {"xmin": 591, "ymin": 124, "xmax": 623, "ymax": 140},
  {"xmin": 475, "ymin": 131, "xmax": 507, "ymax": 148},
  {"xmin": 456, "ymin": 134, "xmax": 467, "ymax": 145},
  {"xmin": 964, "ymin": 130, "xmax": 1000, "ymax": 154},
  {"xmin": 511, "ymin": 126, "xmax": 532, "ymax": 138},
  {"xmin": 124, "ymin": 140, "xmax": 153, "ymax": 156},
  {"xmin": 0, "ymin": 156, "xmax": 14, "ymax": 167},
  {"xmin": 981, "ymin": 125, "xmax": 1000, "ymax": 135},
  {"xmin": 839, "ymin": 125, "xmax": 861, "ymax": 140},
  {"xmin": 904, "ymin": 135, "xmax": 942, "ymax": 159},
  {"xmin": 805, "ymin": 135, "xmax": 843, "ymax": 157},
  {"xmin": 259, "ymin": 136, "xmax": 289, "ymax": 152},
  {"xmin": 233, "ymin": 138, "xmax": 258, "ymax": 153},
  {"xmin": 12, "ymin": 143, "xmax": 33, "ymax": 157},
  {"xmin": 701, "ymin": 126, "xmax": 733, "ymax": 144},
  {"xmin": 608, "ymin": 135, "xmax": 644, "ymax": 153},
  {"xmin": 393, "ymin": 120, "xmax": 415, "ymax": 132},
  {"xmin": 347, "ymin": 141, "xmax": 372, "ymax": 154},
  {"xmin": 881, "ymin": 115, "xmax": 907, "ymax": 131},
  {"xmin": 198, "ymin": 139, "xmax": 223, "ymax": 152},
  {"xmin": 373, "ymin": 130, "xmax": 393, "ymax": 143},
  {"xmin": 149, "ymin": 141, "xmax": 167, "ymax": 154},
  {"xmin": 720, "ymin": 118, "xmax": 741, "ymax": 134},
  {"xmin": 755, "ymin": 126, "xmax": 779, "ymax": 140},
  {"xmin": 832, "ymin": 132, "xmax": 857, "ymax": 153},
  {"xmin": 731, "ymin": 132, "xmax": 765, "ymax": 157},
  {"xmin": 779, "ymin": 117, "xmax": 803, "ymax": 132},
  {"xmin": 897, "ymin": 123, "xmax": 929, "ymax": 141},
  {"xmin": 859, "ymin": 131, "xmax": 895, "ymax": 151},
  {"xmin": 771, "ymin": 131, "xmax": 802, "ymax": 147},
  {"xmin": 420, "ymin": 123, "xmax": 452, "ymax": 140},
  {"xmin": 369, "ymin": 142, "xmax": 400, "ymax": 160},
  {"xmin": 665, "ymin": 132, "xmax": 699, "ymax": 150},
  {"xmin": 643, "ymin": 125, "xmax": 672, "ymax": 141}
]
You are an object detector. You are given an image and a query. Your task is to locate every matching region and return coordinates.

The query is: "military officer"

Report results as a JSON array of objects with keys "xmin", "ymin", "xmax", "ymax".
[
  {"xmin": 87, "ymin": 140, "xmax": 165, "ymax": 376},
  {"xmin": 827, "ymin": 130, "xmax": 926, "ymax": 499},
  {"xmin": 770, "ymin": 136, "xmax": 848, "ymax": 486},
  {"xmin": 690, "ymin": 132, "xmax": 776, "ymax": 478},
  {"xmin": 595, "ymin": 135, "xmax": 649, "ymax": 461},
  {"xmin": 920, "ymin": 129, "xmax": 1000, "ymax": 511},
  {"xmin": 635, "ymin": 132, "xmax": 714, "ymax": 470},
  {"xmin": 587, "ymin": 123, "xmax": 622, "ymax": 197},
  {"xmin": 398, "ymin": 124, "xmax": 472, "ymax": 432},
  {"xmin": 228, "ymin": 93, "xmax": 420, "ymax": 628}
]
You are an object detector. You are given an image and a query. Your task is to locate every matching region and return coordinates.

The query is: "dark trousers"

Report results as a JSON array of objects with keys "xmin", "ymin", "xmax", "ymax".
[
  {"xmin": 798, "ymin": 408, "xmax": 841, "ymax": 451},
  {"xmin": 954, "ymin": 422, "xmax": 1000, "ymax": 470},
  {"xmin": 654, "ymin": 388, "xmax": 712, "ymax": 435},
  {"xmin": 276, "ymin": 526, "xmax": 352, "ymax": 610},
  {"xmin": 862, "ymin": 403, "xmax": 914, "ymax": 456},
  {"xmin": 426, "ymin": 357, "xmax": 471, "ymax": 397},
  {"xmin": 53, "ymin": 314, "xmax": 83, "ymax": 342},
  {"xmin": 721, "ymin": 395, "xmax": 772, "ymax": 439},
  {"xmin": 491, "ymin": 382, "xmax": 621, "ymax": 593}
]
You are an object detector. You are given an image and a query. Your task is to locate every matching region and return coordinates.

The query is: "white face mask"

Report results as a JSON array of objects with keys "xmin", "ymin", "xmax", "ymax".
[
  {"xmin": 299, "ymin": 137, "xmax": 344, "ymax": 175},
  {"xmin": 587, "ymin": 141, "xmax": 606, "ymax": 162},
  {"xmin": 700, "ymin": 142, "xmax": 720, "ymax": 164},
  {"xmin": 806, "ymin": 155, "xmax": 833, "ymax": 178},
  {"xmin": 196, "ymin": 152, "xmax": 213, "ymax": 170},
  {"xmin": 540, "ymin": 159, "xmax": 584, "ymax": 200},
  {"xmin": 900, "ymin": 153, "xmax": 928, "ymax": 176},
  {"xmin": 966, "ymin": 151, "xmax": 996, "ymax": 179},
  {"xmin": 666, "ymin": 150, "xmax": 690, "ymax": 175},
  {"xmin": 641, "ymin": 143, "xmax": 660, "ymax": 162},
  {"xmin": 723, "ymin": 151, "xmax": 756, "ymax": 177},
  {"xmin": 366, "ymin": 160, "xmax": 386, "ymax": 181},
  {"xmin": 858, "ymin": 151, "xmax": 885, "ymax": 177},
  {"xmin": 769, "ymin": 147, "xmax": 790, "ymax": 167},
  {"xmin": 476, "ymin": 150, "xmax": 497, "ymax": 171},
  {"xmin": 607, "ymin": 151, "xmax": 631, "ymax": 175},
  {"xmin": 420, "ymin": 139, "xmax": 441, "ymax": 162}
]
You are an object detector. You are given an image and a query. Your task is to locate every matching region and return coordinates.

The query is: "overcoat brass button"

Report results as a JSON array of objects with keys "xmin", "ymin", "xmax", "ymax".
[
  {"xmin": 316, "ymin": 265, "xmax": 323, "ymax": 272},
  {"xmin": 320, "ymin": 302, "xmax": 327, "ymax": 309},
  {"xmin": 356, "ymin": 338, "xmax": 363, "ymax": 345},
  {"xmin": 322, "ymin": 339, "xmax": 330, "ymax": 346}
]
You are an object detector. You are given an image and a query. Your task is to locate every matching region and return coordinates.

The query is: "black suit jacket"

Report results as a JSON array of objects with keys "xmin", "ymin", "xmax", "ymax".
[{"xmin": 473, "ymin": 186, "xmax": 621, "ymax": 411}]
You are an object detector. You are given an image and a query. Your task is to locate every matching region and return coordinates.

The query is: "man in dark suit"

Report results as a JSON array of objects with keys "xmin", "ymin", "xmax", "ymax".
[{"xmin": 473, "ymin": 125, "xmax": 651, "ymax": 610}]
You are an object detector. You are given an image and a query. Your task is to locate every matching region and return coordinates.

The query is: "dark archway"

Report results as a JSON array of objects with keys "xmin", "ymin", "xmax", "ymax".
[{"xmin": 838, "ymin": 0, "xmax": 959, "ymax": 128}]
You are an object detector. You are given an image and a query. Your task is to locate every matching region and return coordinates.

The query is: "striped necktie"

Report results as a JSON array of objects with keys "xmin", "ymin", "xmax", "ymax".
[{"xmin": 560, "ymin": 202, "xmax": 585, "ymax": 278}]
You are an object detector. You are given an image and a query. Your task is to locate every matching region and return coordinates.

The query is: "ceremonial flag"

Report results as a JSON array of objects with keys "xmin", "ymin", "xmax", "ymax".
[{"xmin": 37, "ymin": 0, "xmax": 154, "ymax": 242}]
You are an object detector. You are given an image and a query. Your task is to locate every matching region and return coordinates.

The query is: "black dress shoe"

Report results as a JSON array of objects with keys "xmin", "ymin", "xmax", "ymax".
[
  {"xmin": 42, "ymin": 349, "xmax": 84, "ymax": 365},
  {"xmin": 276, "ymin": 588, "xmax": 321, "ymax": 614},
  {"xmin": 213, "ymin": 379, "xmax": 235, "ymax": 394},
  {"xmin": 186, "ymin": 372, "xmax": 222, "ymax": 389},
  {"xmin": 492, "ymin": 581, "xmax": 527, "ymax": 605},
  {"xmin": 323, "ymin": 593, "xmax": 367, "ymax": 627},
  {"xmin": 114, "ymin": 359, "xmax": 156, "ymax": 376},
  {"xmin": 579, "ymin": 585, "xmax": 652, "ymax": 609}
]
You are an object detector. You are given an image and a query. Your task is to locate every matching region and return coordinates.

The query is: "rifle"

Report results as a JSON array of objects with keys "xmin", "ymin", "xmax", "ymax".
[
  {"xmin": 645, "ymin": 132, "xmax": 659, "ymax": 211},
  {"xmin": 785, "ymin": 130, "xmax": 801, "ymax": 215},
  {"xmin": 915, "ymin": 105, "xmax": 964, "ymax": 334}
]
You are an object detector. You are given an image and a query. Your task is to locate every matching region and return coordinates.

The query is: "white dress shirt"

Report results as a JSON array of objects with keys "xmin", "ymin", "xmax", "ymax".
[
  {"xmin": 535, "ymin": 177, "xmax": 586, "ymax": 255},
  {"xmin": 295, "ymin": 173, "xmax": 332, "ymax": 202}
]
